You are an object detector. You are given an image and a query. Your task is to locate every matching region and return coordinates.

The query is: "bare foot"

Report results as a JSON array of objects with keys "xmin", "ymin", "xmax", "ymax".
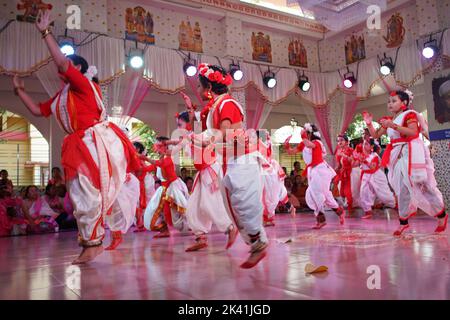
[
  {"xmin": 312, "ymin": 222, "xmax": 327, "ymax": 229},
  {"xmin": 393, "ymin": 224, "xmax": 410, "ymax": 237},
  {"xmin": 72, "ymin": 246, "xmax": 104, "ymax": 265},
  {"xmin": 225, "ymin": 226, "xmax": 239, "ymax": 250},
  {"xmin": 185, "ymin": 240, "xmax": 208, "ymax": 252},
  {"xmin": 153, "ymin": 230, "xmax": 170, "ymax": 238},
  {"xmin": 240, "ymin": 244, "xmax": 268, "ymax": 269},
  {"xmin": 290, "ymin": 206, "xmax": 296, "ymax": 218}
]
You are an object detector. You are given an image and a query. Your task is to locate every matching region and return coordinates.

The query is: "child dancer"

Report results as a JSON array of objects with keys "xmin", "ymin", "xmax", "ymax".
[
  {"xmin": 142, "ymin": 137, "xmax": 190, "ymax": 237},
  {"xmin": 284, "ymin": 124, "xmax": 344, "ymax": 229},
  {"xmin": 334, "ymin": 134, "xmax": 354, "ymax": 213},
  {"xmin": 186, "ymin": 63, "xmax": 268, "ymax": 268},
  {"xmin": 173, "ymin": 111, "xmax": 238, "ymax": 252},
  {"xmin": 363, "ymin": 90, "xmax": 447, "ymax": 235},
  {"xmin": 354, "ymin": 140, "xmax": 396, "ymax": 219},
  {"xmin": 133, "ymin": 142, "xmax": 156, "ymax": 232},
  {"xmin": 258, "ymin": 131, "xmax": 296, "ymax": 226}
]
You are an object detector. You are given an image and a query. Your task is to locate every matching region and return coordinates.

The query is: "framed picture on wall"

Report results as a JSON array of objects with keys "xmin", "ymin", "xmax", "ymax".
[{"xmin": 432, "ymin": 74, "xmax": 450, "ymax": 124}]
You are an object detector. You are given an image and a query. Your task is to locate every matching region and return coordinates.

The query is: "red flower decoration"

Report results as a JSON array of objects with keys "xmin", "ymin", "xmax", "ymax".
[
  {"xmin": 174, "ymin": 112, "xmax": 180, "ymax": 118},
  {"xmin": 389, "ymin": 91, "xmax": 397, "ymax": 97}
]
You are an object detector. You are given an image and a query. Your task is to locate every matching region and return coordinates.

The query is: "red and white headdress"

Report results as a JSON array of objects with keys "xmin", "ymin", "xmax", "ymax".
[{"xmin": 198, "ymin": 63, "xmax": 233, "ymax": 86}]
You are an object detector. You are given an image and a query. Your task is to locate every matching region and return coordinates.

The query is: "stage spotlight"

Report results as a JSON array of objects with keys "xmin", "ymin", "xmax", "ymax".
[
  {"xmin": 298, "ymin": 73, "xmax": 310, "ymax": 92},
  {"xmin": 263, "ymin": 71, "xmax": 277, "ymax": 88},
  {"xmin": 379, "ymin": 54, "xmax": 395, "ymax": 76},
  {"xmin": 58, "ymin": 37, "xmax": 75, "ymax": 56},
  {"xmin": 129, "ymin": 50, "xmax": 144, "ymax": 69},
  {"xmin": 422, "ymin": 38, "xmax": 438, "ymax": 59},
  {"xmin": 184, "ymin": 62, "xmax": 197, "ymax": 77},
  {"xmin": 230, "ymin": 64, "xmax": 243, "ymax": 81},
  {"xmin": 343, "ymin": 70, "xmax": 356, "ymax": 89}
]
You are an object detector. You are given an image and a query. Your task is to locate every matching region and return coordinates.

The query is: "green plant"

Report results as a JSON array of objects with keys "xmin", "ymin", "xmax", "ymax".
[{"xmin": 133, "ymin": 122, "xmax": 157, "ymax": 157}]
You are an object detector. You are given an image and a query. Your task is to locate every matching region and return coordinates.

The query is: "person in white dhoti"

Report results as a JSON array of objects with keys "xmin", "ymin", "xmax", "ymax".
[
  {"xmin": 363, "ymin": 90, "xmax": 447, "ymax": 236},
  {"xmin": 257, "ymin": 131, "xmax": 296, "ymax": 226},
  {"xmin": 184, "ymin": 63, "xmax": 268, "ymax": 268},
  {"xmin": 170, "ymin": 111, "xmax": 238, "ymax": 252},
  {"xmin": 132, "ymin": 142, "xmax": 156, "ymax": 232},
  {"xmin": 354, "ymin": 141, "xmax": 396, "ymax": 219},
  {"xmin": 142, "ymin": 137, "xmax": 190, "ymax": 238},
  {"xmin": 284, "ymin": 124, "xmax": 345, "ymax": 229},
  {"xmin": 12, "ymin": 10, "xmax": 141, "ymax": 264}
]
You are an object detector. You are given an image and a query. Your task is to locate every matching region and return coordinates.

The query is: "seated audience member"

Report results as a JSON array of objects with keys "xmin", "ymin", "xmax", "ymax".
[
  {"xmin": 0, "ymin": 184, "xmax": 27, "ymax": 236},
  {"xmin": 0, "ymin": 170, "xmax": 14, "ymax": 191},
  {"xmin": 291, "ymin": 175, "xmax": 307, "ymax": 209},
  {"xmin": 180, "ymin": 167, "xmax": 188, "ymax": 182},
  {"xmin": 185, "ymin": 176, "xmax": 194, "ymax": 194},
  {"xmin": 44, "ymin": 184, "xmax": 77, "ymax": 230},
  {"xmin": 22, "ymin": 186, "xmax": 59, "ymax": 233},
  {"xmin": 48, "ymin": 167, "xmax": 65, "ymax": 187},
  {"xmin": 290, "ymin": 161, "xmax": 302, "ymax": 177}
]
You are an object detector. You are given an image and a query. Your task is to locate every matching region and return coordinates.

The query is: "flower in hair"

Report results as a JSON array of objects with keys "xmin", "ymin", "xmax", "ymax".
[
  {"xmin": 304, "ymin": 123, "xmax": 313, "ymax": 132},
  {"xmin": 404, "ymin": 89, "xmax": 414, "ymax": 105},
  {"xmin": 85, "ymin": 65, "xmax": 98, "ymax": 81}
]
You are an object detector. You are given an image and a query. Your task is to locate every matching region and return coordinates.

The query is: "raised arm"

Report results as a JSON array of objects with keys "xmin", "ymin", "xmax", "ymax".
[
  {"xmin": 36, "ymin": 10, "xmax": 69, "ymax": 73},
  {"xmin": 362, "ymin": 111, "xmax": 386, "ymax": 139},
  {"xmin": 12, "ymin": 75, "xmax": 43, "ymax": 117}
]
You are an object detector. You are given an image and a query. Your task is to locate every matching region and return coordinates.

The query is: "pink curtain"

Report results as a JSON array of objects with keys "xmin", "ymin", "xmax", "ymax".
[
  {"xmin": 313, "ymin": 105, "xmax": 333, "ymax": 154},
  {"xmin": 186, "ymin": 75, "xmax": 205, "ymax": 109},
  {"xmin": 121, "ymin": 71, "xmax": 150, "ymax": 126},
  {"xmin": 341, "ymin": 94, "xmax": 359, "ymax": 135},
  {"xmin": 246, "ymin": 86, "xmax": 267, "ymax": 129}
]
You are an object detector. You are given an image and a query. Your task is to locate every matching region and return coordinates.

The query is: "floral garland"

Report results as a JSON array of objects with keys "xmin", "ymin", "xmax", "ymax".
[{"xmin": 198, "ymin": 63, "xmax": 233, "ymax": 86}]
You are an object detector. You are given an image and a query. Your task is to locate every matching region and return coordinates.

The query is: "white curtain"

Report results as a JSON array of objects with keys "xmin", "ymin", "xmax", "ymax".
[
  {"xmin": 2, "ymin": 19, "xmax": 449, "ymax": 106},
  {"xmin": 0, "ymin": 18, "xmax": 51, "ymax": 75},
  {"xmin": 35, "ymin": 62, "xmax": 61, "ymax": 97},
  {"xmin": 0, "ymin": 18, "xmax": 124, "ymax": 82},
  {"xmin": 143, "ymin": 46, "xmax": 185, "ymax": 92}
]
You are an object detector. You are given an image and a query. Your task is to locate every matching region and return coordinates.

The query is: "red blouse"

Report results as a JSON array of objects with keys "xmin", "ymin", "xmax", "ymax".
[{"xmin": 39, "ymin": 63, "xmax": 103, "ymax": 131}]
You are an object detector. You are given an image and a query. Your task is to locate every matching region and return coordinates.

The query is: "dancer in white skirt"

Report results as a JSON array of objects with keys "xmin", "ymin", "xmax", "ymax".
[
  {"xmin": 258, "ymin": 131, "xmax": 296, "ymax": 226},
  {"xmin": 12, "ymin": 11, "xmax": 140, "ymax": 263},
  {"xmin": 172, "ymin": 111, "xmax": 238, "ymax": 252},
  {"xmin": 185, "ymin": 63, "xmax": 268, "ymax": 268},
  {"xmin": 354, "ymin": 140, "xmax": 396, "ymax": 219},
  {"xmin": 132, "ymin": 142, "xmax": 156, "ymax": 232},
  {"xmin": 363, "ymin": 90, "xmax": 447, "ymax": 236},
  {"xmin": 142, "ymin": 137, "xmax": 190, "ymax": 238},
  {"xmin": 284, "ymin": 124, "xmax": 345, "ymax": 229}
]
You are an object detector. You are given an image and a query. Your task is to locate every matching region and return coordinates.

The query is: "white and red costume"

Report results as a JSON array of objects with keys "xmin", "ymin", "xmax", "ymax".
[
  {"xmin": 184, "ymin": 138, "xmax": 233, "ymax": 237},
  {"xmin": 259, "ymin": 140, "xmax": 289, "ymax": 224},
  {"xmin": 334, "ymin": 145, "xmax": 354, "ymax": 210},
  {"xmin": 143, "ymin": 155, "xmax": 189, "ymax": 233},
  {"xmin": 300, "ymin": 140, "xmax": 340, "ymax": 216},
  {"xmin": 135, "ymin": 163, "xmax": 156, "ymax": 229},
  {"xmin": 382, "ymin": 110, "xmax": 445, "ymax": 220},
  {"xmin": 359, "ymin": 152, "xmax": 396, "ymax": 213},
  {"xmin": 205, "ymin": 93, "xmax": 268, "ymax": 251},
  {"xmin": 39, "ymin": 64, "xmax": 141, "ymax": 246}
]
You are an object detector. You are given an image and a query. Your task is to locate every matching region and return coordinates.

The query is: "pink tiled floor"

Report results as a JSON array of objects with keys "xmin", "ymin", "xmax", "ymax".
[{"xmin": 1, "ymin": 210, "xmax": 449, "ymax": 300}]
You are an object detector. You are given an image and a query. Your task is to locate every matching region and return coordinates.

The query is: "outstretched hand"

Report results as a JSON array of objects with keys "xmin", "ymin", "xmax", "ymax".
[
  {"xmin": 13, "ymin": 75, "xmax": 24, "ymax": 89},
  {"xmin": 180, "ymin": 92, "xmax": 193, "ymax": 110},
  {"xmin": 35, "ymin": 10, "xmax": 52, "ymax": 32},
  {"xmin": 361, "ymin": 111, "xmax": 373, "ymax": 125}
]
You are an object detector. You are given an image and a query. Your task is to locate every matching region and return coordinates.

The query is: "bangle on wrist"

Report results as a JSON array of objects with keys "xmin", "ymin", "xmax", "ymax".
[
  {"xmin": 41, "ymin": 28, "xmax": 52, "ymax": 39},
  {"xmin": 14, "ymin": 87, "xmax": 24, "ymax": 96}
]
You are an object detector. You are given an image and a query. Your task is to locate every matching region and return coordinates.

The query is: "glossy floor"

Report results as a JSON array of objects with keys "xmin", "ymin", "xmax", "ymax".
[{"xmin": 1, "ymin": 210, "xmax": 449, "ymax": 300}]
